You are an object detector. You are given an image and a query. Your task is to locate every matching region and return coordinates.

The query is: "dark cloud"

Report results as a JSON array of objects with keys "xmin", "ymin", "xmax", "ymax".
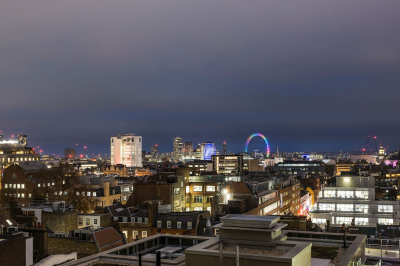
[{"xmin": 1, "ymin": 1, "xmax": 400, "ymax": 155}]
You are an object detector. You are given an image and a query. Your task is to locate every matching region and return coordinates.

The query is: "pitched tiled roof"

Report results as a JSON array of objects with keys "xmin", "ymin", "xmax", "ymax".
[
  {"xmin": 91, "ymin": 227, "xmax": 125, "ymax": 252},
  {"xmin": 104, "ymin": 203, "xmax": 124, "ymax": 215}
]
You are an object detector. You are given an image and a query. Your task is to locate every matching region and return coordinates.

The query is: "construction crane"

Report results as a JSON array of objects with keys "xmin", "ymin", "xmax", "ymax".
[{"xmin": 365, "ymin": 135, "xmax": 370, "ymax": 153}]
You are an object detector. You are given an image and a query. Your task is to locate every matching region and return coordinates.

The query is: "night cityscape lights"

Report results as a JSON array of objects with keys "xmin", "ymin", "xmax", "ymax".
[{"xmin": 244, "ymin": 133, "xmax": 270, "ymax": 157}]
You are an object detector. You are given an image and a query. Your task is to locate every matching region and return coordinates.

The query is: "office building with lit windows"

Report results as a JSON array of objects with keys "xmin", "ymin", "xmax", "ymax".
[
  {"xmin": 150, "ymin": 144, "xmax": 159, "ymax": 162},
  {"xmin": 0, "ymin": 134, "xmax": 40, "ymax": 168},
  {"xmin": 212, "ymin": 154, "xmax": 243, "ymax": 175},
  {"xmin": 311, "ymin": 175, "xmax": 400, "ymax": 227},
  {"xmin": 110, "ymin": 134, "xmax": 142, "ymax": 167},
  {"xmin": 173, "ymin": 137, "xmax": 183, "ymax": 162},
  {"xmin": 275, "ymin": 161, "xmax": 324, "ymax": 176},
  {"xmin": 183, "ymin": 142, "xmax": 193, "ymax": 161}
]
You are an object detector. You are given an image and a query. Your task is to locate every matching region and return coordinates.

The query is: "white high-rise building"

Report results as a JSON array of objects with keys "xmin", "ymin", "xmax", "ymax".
[{"xmin": 111, "ymin": 134, "xmax": 142, "ymax": 167}]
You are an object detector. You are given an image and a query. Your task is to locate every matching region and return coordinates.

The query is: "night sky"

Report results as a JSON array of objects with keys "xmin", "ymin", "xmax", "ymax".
[{"xmin": 1, "ymin": 1, "xmax": 400, "ymax": 156}]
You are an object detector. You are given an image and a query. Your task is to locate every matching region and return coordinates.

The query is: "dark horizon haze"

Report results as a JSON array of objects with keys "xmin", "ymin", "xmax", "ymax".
[{"xmin": 1, "ymin": 1, "xmax": 400, "ymax": 156}]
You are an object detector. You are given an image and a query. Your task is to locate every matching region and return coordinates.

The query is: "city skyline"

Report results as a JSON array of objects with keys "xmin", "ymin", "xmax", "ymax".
[
  {"xmin": 1, "ymin": 1, "xmax": 400, "ymax": 155},
  {"xmin": 0, "ymin": 130, "xmax": 394, "ymax": 157}
]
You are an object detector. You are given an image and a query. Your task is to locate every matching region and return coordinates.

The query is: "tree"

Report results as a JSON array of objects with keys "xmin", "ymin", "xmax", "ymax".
[{"xmin": 34, "ymin": 163, "xmax": 93, "ymax": 213}]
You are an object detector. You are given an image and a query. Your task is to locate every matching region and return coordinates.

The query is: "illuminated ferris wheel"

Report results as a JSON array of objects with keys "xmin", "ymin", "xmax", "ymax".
[{"xmin": 244, "ymin": 133, "xmax": 270, "ymax": 157}]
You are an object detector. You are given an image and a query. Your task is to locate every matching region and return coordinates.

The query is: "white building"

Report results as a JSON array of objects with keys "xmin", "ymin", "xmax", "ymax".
[
  {"xmin": 350, "ymin": 154, "xmax": 377, "ymax": 164},
  {"xmin": 111, "ymin": 134, "xmax": 142, "ymax": 167},
  {"xmin": 265, "ymin": 157, "xmax": 284, "ymax": 167},
  {"xmin": 311, "ymin": 175, "xmax": 400, "ymax": 227}
]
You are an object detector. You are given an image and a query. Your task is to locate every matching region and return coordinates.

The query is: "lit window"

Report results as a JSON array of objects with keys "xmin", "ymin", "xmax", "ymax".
[
  {"xmin": 355, "ymin": 191, "xmax": 368, "ymax": 199},
  {"xmin": 177, "ymin": 222, "xmax": 181, "ymax": 229},
  {"xmin": 313, "ymin": 218, "xmax": 326, "ymax": 224},
  {"xmin": 355, "ymin": 217, "xmax": 368, "ymax": 225},
  {"xmin": 142, "ymin": 231, "xmax": 147, "ymax": 238},
  {"xmin": 186, "ymin": 186, "xmax": 190, "ymax": 193},
  {"xmin": 336, "ymin": 204, "xmax": 354, "ymax": 212},
  {"xmin": 17, "ymin": 184, "xmax": 21, "ymax": 189},
  {"xmin": 378, "ymin": 205, "xmax": 393, "ymax": 213},
  {"xmin": 206, "ymin": 186, "xmax": 215, "ymax": 192},
  {"xmin": 193, "ymin": 186, "xmax": 202, "ymax": 192},
  {"xmin": 21, "ymin": 184, "xmax": 25, "ymax": 189},
  {"xmin": 355, "ymin": 204, "xmax": 368, "ymax": 213},
  {"xmin": 157, "ymin": 220, "xmax": 162, "ymax": 228},
  {"xmin": 4, "ymin": 184, "xmax": 7, "ymax": 189},
  {"xmin": 167, "ymin": 221, "xmax": 171, "ymax": 228},
  {"xmin": 336, "ymin": 217, "xmax": 352, "ymax": 225},
  {"xmin": 324, "ymin": 190, "xmax": 335, "ymax": 198},
  {"xmin": 378, "ymin": 218, "xmax": 394, "ymax": 224},
  {"xmin": 93, "ymin": 192, "xmax": 97, "ymax": 197},
  {"xmin": 87, "ymin": 192, "xmax": 91, "ymax": 196},
  {"xmin": 187, "ymin": 222, "xmax": 192, "ymax": 229}
]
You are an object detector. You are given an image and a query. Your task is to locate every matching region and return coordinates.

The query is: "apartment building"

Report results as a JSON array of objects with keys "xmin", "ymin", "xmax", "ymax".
[{"xmin": 311, "ymin": 175, "xmax": 400, "ymax": 226}]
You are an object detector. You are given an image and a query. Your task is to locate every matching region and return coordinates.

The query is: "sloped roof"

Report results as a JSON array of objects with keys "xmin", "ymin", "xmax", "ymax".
[
  {"xmin": 0, "ymin": 214, "xmax": 17, "ymax": 228},
  {"xmin": 104, "ymin": 203, "xmax": 124, "ymax": 215},
  {"xmin": 91, "ymin": 227, "xmax": 125, "ymax": 252}
]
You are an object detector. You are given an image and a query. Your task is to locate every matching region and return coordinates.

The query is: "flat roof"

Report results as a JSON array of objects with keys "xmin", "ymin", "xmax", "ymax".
[{"xmin": 220, "ymin": 214, "xmax": 281, "ymax": 229}]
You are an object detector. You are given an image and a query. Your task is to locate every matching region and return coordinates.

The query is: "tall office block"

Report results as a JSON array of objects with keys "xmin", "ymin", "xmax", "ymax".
[
  {"xmin": 222, "ymin": 141, "xmax": 227, "ymax": 155},
  {"xmin": 111, "ymin": 134, "xmax": 142, "ymax": 167},
  {"xmin": 151, "ymin": 144, "xmax": 159, "ymax": 162},
  {"xmin": 173, "ymin": 137, "xmax": 183, "ymax": 162}
]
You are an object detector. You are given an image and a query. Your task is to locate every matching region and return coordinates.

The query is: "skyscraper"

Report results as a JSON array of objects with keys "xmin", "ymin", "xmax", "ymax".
[
  {"xmin": 222, "ymin": 141, "xmax": 227, "ymax": 155},
  {"xmin": 64, "ymin": 148, "xmax": 76, "ymax": 159},
  {"xmin": 111, "ymin": 134, "xmax": 142, "ymax": 167},
  {"xmin": 201, "ymin": 142, "xmax": 216, "ymax": 160},
  {"xmin": 151, "ymin": 144, "xmax": 159, "ymax": 162},
  {"xmin": 173, "ymin": 137, "xmax": 183, "ymax": 162},
  {"xmin": 183, "ymin": 142, "xmax": 193, "ymax": 160}
]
